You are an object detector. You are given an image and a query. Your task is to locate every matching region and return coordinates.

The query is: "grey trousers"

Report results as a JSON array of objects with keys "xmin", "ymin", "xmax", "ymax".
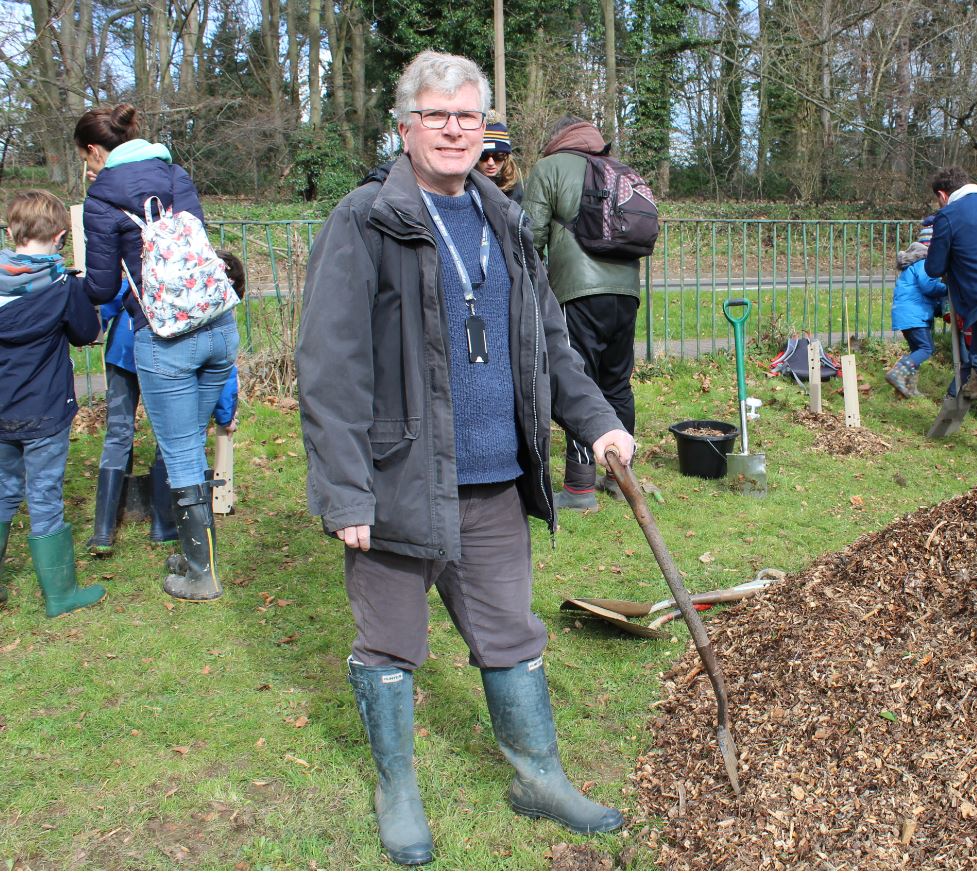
[{"xmin": 344, "ymin": 482, "xmax": 548, "ymax": 671}]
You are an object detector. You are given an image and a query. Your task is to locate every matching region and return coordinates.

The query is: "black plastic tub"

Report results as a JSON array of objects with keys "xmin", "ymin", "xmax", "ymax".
[{"xmin": 668, "ymin": 420, "xmax": 740, "ymax": 479}]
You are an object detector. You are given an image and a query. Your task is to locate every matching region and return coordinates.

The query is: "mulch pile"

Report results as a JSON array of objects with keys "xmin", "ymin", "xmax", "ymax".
[
  {"xmin": 632, "ymin": 488, "xmax": 977, "ymax": 870},
  {"xmin": 794, "ymin": 410, "xmax": 893, "ymax": 456}
]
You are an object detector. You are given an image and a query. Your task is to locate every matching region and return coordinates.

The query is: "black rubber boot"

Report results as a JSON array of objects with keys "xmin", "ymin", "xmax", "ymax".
[
  {"xmin": 86, "ymin": 467, "xmax": 127, "ymax": 556},
  {"xmin": 0, "ymin": 521, "xmax": 9, "ymax": 607},
  {"xmin": 148, "ymin": 454, "xmax": 178, "ymax": 544},
  {"xmin": 162, "ymin": 484, "xmax": 222, "ymax": 602},
  {"xmin": 481, "ymin": 658, "xmax": 624, "ymax": 834},
  {"xmin": 348, "ymin": 658, "xmax": 434, "ymax": 866},
  {"xmin": 554, "ymin": 459, "xmax": 598, "ymax": 511}
]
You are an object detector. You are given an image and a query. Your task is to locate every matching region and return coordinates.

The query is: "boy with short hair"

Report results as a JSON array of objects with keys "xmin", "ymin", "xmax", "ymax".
[{"xmin": 0, "ymin": 190, "xmax": 104, "ymax": 615}]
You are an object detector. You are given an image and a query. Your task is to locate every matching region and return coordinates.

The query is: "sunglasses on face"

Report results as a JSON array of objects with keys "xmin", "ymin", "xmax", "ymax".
[{"xmin": 480, "ymin": 151, "xmax": 509, "ymax": 163}]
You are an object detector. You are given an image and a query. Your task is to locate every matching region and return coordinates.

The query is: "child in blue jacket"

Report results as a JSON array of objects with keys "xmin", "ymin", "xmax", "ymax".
[
  {"xmin": 0, "ymin": 191, "xmax": 105, "ymax": 616},
  {"xmin": 886, "ymin": 217, "xmax": 948, "ymax": 397}
]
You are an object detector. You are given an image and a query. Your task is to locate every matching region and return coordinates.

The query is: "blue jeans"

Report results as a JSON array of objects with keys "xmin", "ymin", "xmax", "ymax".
[
  {"xmin": 134, "ymin": 313, "xmax": 239, "ymax": 488},
  {"xmin": 0, "ymin": 425, "xmax": 72, "ymax": 536},
  {"xmin": 902, "ymin": 324, "xmax": 934, "ymax": 367}
]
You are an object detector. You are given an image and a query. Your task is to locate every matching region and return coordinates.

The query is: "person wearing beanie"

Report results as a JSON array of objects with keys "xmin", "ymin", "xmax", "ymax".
[
  {"xmin": 523, "ymin": 115, "xmax": 641, "ymax": 510},
  {"xmin": 476, "ymin": 118, "xmax": 523, "ymax": 203},
  {"xmin": 886, "ymin": 214, "xmax": 948, "ymax": 398}
]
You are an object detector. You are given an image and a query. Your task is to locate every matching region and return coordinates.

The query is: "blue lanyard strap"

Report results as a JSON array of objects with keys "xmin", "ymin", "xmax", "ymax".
[{"xmin": 420, "ymin": 186, "xmax": 490, "ymax": 315}]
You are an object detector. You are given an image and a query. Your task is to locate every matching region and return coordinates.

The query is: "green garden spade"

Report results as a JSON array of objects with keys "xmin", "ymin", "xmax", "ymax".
[{"xmin": 723, "ymin": 298, "xmax": 767, "ymax": 497}]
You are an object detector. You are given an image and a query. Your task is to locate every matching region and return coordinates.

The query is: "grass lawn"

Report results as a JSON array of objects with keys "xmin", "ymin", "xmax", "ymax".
[{"xmin": 2, "ymin": 337, "xmax": 976, "ymax": 870}]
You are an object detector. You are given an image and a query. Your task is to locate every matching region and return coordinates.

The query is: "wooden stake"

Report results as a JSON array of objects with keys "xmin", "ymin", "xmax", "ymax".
[
  {"xmin": 841, "ymin": 292, "xmax": 861, "ymax": 427},
  {"xmin": 212, "ymin": 426, "xmax": 235, "ymax": 514},
  {"xmin": 807, "ymin": 338, "xmax": 822, "ymax": 413},
  {"xmin": 70, "ymin": 204, "xmax": 86, "ymax": 274}
]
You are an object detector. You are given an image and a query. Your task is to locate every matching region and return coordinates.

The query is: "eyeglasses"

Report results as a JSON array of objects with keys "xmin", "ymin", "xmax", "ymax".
[
  {"xmin": 480, "ymin": 151, "xmax": 508, "ymax": 163},
  {"xmin": 411, "ymin": 109, "xmax": 486, "ymax": 130}
]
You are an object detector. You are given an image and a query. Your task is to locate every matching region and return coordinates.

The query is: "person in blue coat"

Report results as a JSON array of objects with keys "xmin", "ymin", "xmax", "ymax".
[
  {"xmin": 885, "ymin": 217, "xmax": 947, "ymax": 397},
  {"xmin": 925, "ymin": 166, "xmax": 977, "ymax": 399},
  {"xmin": 85, "ymin": 279, "xmax": 177, "ymax": 555},
  {"xmin": 0, "ymin": 190, "xmax": 105, "ymax": 616},
  {"xmin": 75, "ymin": 104, "xmax": 239, "ymax": 602}
]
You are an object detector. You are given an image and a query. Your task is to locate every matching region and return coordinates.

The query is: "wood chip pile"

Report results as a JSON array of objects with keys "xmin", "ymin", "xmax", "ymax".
[
  {"xmin": 632, "ymin": 489, "xmax": 977, "ymax": 870},
  {"xmin": 794, "ymin": 410, "xmax": 893, "ymax": 456}
]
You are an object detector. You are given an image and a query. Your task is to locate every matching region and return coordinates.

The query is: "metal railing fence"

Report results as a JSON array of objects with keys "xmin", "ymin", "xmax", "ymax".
[
  {"xmin": 203, "ymin": 217, "xmax": 921, "ymax": 359},
  {"xmin": 3, "ymin": 217, "xmax": 925, "ymax": 396}
]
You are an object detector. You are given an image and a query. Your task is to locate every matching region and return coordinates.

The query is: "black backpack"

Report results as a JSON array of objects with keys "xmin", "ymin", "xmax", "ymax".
[{"xmin": 558, "ymin": 150, "xmax": 660, "ymax": 259}]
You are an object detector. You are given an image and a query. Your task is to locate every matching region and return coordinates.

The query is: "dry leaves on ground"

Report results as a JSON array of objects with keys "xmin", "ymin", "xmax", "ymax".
[{"xmin": 633, "ymin": 488, "xmax": 977, "ymax": 870}]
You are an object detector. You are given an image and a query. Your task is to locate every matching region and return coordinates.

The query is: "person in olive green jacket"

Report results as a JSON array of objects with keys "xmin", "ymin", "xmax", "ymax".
[{"xmin": 523, "ymin": 116, "xmax": 641, "ymax": 510}]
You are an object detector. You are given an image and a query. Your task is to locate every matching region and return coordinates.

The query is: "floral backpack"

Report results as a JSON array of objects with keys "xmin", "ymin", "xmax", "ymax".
[{"xmin": 121, "ymin": 195, "xmax": 238, "ymax": 338}]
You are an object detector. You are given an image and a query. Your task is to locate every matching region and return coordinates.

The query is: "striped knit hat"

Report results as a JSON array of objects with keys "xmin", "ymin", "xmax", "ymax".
[
  {"xmin": 482, "ymin": 122, "xmax": 512, "ymax": 154},
  {"xmin": 919, "ymin": 214, "xmax": 935, "ymax": 245}
]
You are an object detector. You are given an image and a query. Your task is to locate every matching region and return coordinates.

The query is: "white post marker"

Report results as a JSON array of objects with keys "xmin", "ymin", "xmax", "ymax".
[
  {"xmin": 841, "ymin": 353, "xmax": 861, "ymax": 427},
  {"xmin": 807, "ymin": 338, "xmax": 822, "ymax": 413},
  {"xmin": 212, "ymin": 426, "xmax": 235, "ymax": 514},
  {"xmin": 840, "ymin": 294, "xmax": 861, "ymax": 428},
  {"xmin": 70, "ymin": 204, "xmax": 86, "ymax": 274}
]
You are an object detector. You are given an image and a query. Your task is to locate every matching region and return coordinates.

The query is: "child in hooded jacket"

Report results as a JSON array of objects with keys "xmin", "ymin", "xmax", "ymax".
[
  {"xmin": 886, "ymin": 216, "xmax": 948, "ymax": 398},
  {"xmin": 0, "ymin": 190, "xmax": 105, "ymax": 616}
]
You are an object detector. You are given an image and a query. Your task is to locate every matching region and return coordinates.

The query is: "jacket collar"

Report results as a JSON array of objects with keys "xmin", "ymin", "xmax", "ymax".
[{"xmin": 369, "ymin": 154, "xmax": 520, "ymax": 245}]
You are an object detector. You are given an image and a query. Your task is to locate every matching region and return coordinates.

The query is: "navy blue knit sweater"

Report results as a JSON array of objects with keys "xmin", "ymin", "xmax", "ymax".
[{"xmin": 427, "ymin": 191, "xmax": 523, "ymax": 486}]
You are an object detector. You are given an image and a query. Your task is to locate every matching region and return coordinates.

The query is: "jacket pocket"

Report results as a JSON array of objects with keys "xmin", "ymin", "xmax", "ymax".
[{"xmin": 369, "ymin": 417, "xmax": 420, "ymax": 469}]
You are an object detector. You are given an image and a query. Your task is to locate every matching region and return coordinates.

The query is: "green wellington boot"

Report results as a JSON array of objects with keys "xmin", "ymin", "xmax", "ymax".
[
  {"xmin": 481, "ymin": 658, "xmax": 624, "ymax": 834},
  {"xmin": 0, "ymin": 521, "xmax": 10, "ymax": 607},
  {"xmin": 29, "ymin": 524, "xmax": 106, "ymax": 618},
  {"xmin": 348, "ymin": 658, "xmax": 434, "ymax": 866}
]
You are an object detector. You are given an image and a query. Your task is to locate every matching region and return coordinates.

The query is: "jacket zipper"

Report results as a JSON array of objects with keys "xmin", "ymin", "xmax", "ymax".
[{"xmin": 518, "ymin": 213, "xmax": 555, "ymax": 537}]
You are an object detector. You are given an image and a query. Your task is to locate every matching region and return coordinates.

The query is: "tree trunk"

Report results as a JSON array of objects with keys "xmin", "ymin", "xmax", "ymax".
[
  {"xmin": 322, "ymin": 0, "xmax": 354, "ymax": 151},
  {"xmin": 286, "ymin": 0, "xmax": 300, "ymax": 111},
  {"xmin": 349, "ymin": 3, "xmax": 367, "ymax": 156},
  {"xmin": 602, "ymin": 0, "xmax": 617, "ymax": 147},
  {"xmin": 308, "ymin": 0, "xmax": 322, "ymax": 129}
]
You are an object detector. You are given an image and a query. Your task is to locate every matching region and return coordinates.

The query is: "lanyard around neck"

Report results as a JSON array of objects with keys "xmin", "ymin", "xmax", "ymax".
[{"xmin": 420, "ymin": 186, "xmax": 490, "ymax": 315}]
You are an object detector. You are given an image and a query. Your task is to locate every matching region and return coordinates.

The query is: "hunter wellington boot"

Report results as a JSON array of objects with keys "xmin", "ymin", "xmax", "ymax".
[
  {"xmin": 0, "ymin": 521, "xmax": 9, "ymax": 607},
  {"xmin": 30, "ymin": 524, "xmax": 106, "ymax": 618},
  {"xmin": 348, "ymin": 658, "xmax": 434, "ymax": 866},
  {"xmin": 163, "ymin": 484, "xmax": 222, "ymax": 602},
  {"xmin": 86, "ymin": 467, "xmax": 127, "ymax": 555},
  {"xmin": 481, "ymin": 658, "xmax": 624, "ymax": 834},
  {"xmin": 554, "ymin": 459, "xmax": 598, "ymax": 511},
  {"xmin": 148, "ymin": 455, "xmax": 178, "ymax": 544}
]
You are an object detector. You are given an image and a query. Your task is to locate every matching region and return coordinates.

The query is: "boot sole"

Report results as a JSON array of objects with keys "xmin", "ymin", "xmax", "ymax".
[
  {"xmin": 385, "ymin": 847, "xmax": 434, "ymax": 866},
  {"xmin": 164, "ymin": 590, "xmax": 223, "ymax": 603},
  {"xmin": 510, "ymin": 801, "xmax": 624, "ymax": 834}
]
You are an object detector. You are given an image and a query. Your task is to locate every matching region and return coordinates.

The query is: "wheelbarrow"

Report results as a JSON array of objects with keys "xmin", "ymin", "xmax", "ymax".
[{"xmin": 602, "ymin": 448, "xmax": 743, "ymax": 796}]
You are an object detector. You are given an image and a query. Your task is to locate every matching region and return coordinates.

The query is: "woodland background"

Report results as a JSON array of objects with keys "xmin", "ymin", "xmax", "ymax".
[{"xmin": 1, "ymin": 0, "xmax": 977, "ymax": 207}]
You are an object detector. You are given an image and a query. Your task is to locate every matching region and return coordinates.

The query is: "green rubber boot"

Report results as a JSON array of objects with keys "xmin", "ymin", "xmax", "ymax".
[
  {"xmin": 0, "ymin": 521, "xmax": 9, "ymax": 607},
  {"xmin": 29, "ymin": 524, "xmax": 106, "ymax": 618}
]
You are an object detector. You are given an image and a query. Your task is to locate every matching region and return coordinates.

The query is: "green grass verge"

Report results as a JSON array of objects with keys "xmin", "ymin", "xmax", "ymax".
[{"xmin": 2, "ymin": 339, "xmax": 975, "ymax": 869}]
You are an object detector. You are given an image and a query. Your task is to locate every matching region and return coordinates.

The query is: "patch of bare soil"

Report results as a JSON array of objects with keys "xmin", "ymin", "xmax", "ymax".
[
  {"xmin": 794, "ymin": 410, "xmax": 893, "ymax": 456},
  {"xmin": 632, "ymin": 489, "xmax": 977, "ymax": 870}
]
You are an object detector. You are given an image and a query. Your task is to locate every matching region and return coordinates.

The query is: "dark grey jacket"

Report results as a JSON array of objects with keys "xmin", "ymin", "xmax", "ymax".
[{"xmin": 296, "ymin": 155, "xmax": 622, "ymax": 560}]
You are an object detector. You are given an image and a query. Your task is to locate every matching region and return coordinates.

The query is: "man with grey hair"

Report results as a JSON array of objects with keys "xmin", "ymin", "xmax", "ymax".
[{"xmin": 297, "ymin": 51, "xmax": 633, "ymax": 865}]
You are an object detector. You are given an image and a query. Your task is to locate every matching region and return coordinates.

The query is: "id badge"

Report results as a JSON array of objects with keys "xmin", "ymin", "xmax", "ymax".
[{"xmin": 465, "ymin": 315, "xmax": 489, "ymax": 364}]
